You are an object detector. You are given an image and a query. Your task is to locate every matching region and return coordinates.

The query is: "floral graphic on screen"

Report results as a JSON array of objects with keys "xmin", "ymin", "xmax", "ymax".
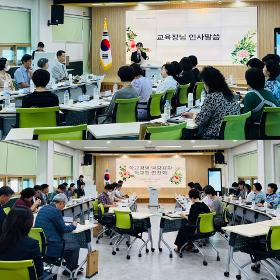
[
  {"xmin": 119, "ymin": 165, "xmax": 135, "ymax": 181},
  {"xmin": 126, "ymin": 27, "xmax": 151, "ymax": 54},
  {"xmin": 231, "ymin": 31, "xmax": 257, "ymax": 65},
  {"xmin": 169, "ymin": 168, "xmax": 183, "ymax": 185}
]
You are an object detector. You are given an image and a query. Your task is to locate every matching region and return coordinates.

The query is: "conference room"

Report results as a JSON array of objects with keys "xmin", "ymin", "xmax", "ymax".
[
  {"xmin": 0, "ymin": 0, "xmax": 280, "ymax": 141},
  {"xmin": 0, "ymin": 139, "xmax": 280, "ymax": 279}
]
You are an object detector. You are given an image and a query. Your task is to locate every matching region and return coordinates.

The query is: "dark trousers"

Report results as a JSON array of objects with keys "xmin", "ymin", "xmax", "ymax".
[
  {"xmin": 174, "ymin": 224, "xmax": 196, "ymax": 249},
  {"xmin": 63, "ymin": 239, "xmax": 80, "ymax": 271}
]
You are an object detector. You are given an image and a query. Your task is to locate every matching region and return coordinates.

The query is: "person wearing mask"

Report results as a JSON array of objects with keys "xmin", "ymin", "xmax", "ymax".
[
  {"xmin": 174, "ymin": 189, "xmax": 210, "ymax": 251},
  {"xmin": 37, "ymin": 58, "xmax": 49, "ymax": 70},
  {"xmin": 67, "ymin": 183, "xmax": 76, "ymax": 200},
  {"xmin": 0, "ymin": 206, "xmax": 48, "ymax": 279},
  {"xmin": 32, "ymin": 42, "xmax": 45, "ymax": 59},
  {"xmin": 262, "ymin": 54, "xmax": 280, "ymax": 83},
  {"xmin": 263, "ymin": 59, "xmax": 280, "ymax": 100},
  {"xmin": 34, "ymin": 185, "xmax": 44, "ymax": 204},
  {"xmin": 103, "ymin": 65, "xmax": 138, "ymax": 123},
  {"xmin": 130, "ymin": 42, "xmax": 148, "ymax": 64},
  {"xmin": 49, "ymin": 184, "xmax": 67, "ymax": 202},
  {"xmin": 246, "ymin": 58, "xmax": 264, "ymax": 70},
  {"xmin": 0, "ymin": 57, "xmax": 15, "ymax": 91},
  {"xmin": 244, "ymin": 184, "xmax": 255, "ymax": 202},
  {"xmin": 253, "ymin": 183, "xmax": 266, "ymax": 204},
  {"xmin": 182, "ymin": 66, "xmax": 240, "ymax": 139},
  {"xmin": 13, "ymin": 188, "xmax": 41, "ymax": 213},
  {"xmin": 35, "ymin": 194, "xmax": 81, "ymax": 276},
  {"xmin": 97, "ymin": 184, "xmax": 117, "ymax": 213},
  {"xmin": 113, "ymin": 182, "xmax": 125, "ymax": 200},
  {"xmin": 22, "ymin": 69, "xmax": 59, "ymax": 108},
  {"xmin": 51, "ymin": 50, "xmax": 68, "ymax": 82},
  {"xmin": 77, "ymin": 175, "xmax": 85, "ymax": 188},
  {"xmin": 131, "ymin": 63, "xmax": 152, "ymax": 120},
  {"xmin": 258, "ymin": 183, "xmax": 279, "ymax": 209},
  {"xmin": 40, "ymin": 184, "xmax": 50, "ymax": 205},
  {"xmin": 175, "ymin": 57, "xmax": 195, "ymax": 92},
  {"xmin": 14, "ymin": 54, "xmax": 33, "ymax": 89},
  {"xmin": 0, "ymin": 186, "xmax": 14, "ymax": 234},
  {"xmin": 189, "ymin": 55, "xmax": 201, "ymax": 83},
  {"xmin": 243, "ymin": 67, "xmax": 279, "ymax": 139},
  {"xmin": 156, "ymin": 63, "xmax": 178, "ymax": 93}
]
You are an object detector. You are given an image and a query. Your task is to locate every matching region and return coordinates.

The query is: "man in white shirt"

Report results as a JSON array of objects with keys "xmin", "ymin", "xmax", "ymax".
[
  {"xmin": 51, "ymin": 50, "xmax": 68, "ymax": 82},
  {"xmin": 156, "ymin": 63, "xmax": 178, "ymax": 93}
]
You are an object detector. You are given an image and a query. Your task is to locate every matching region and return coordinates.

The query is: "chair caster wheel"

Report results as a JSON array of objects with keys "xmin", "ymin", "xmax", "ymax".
[
  {"xmin": 126, "ymin": 241, "xmax": 129, "ymax": 246},
  {"xmin": 96, "ymin": 240, "xmax": 99, "ymax": 244},
  {"xmin": 159, "ymin": 248, "xmax": 162, "ymax": 252},
  {"xmin": 110, "ymin": 242, "xmax": 113, "ymax": 245},
  {"xmin": 112, "ymin": 251, "xmax": 116, "ymax": 255},
  {"xmin": 138, "ymin": 253, "xmax": 142, "ymax": 257},
  {"xmin": 126, "ymin": 255, "xmax": 130, "ymax": 260},
  {"xmin": 203, "ymin": 261, "xmax": 208, "ymax": 266},
  {"xmin": 151, "ymin": 248, "xmax": 155, "ymax": 252},
  {"xmin": 236, "ymin": 275, "xmax": 241, "ymax": 280},
  {"xmin": 224, "ymin": 272, "xmax": 229, "ymax": 277},
  {"xmin": 116, "ymin": 248, "xmax": 119, "ymax": 251},
  {"xmin": 146, "ymin": 249, "xmax": 149, "ymax": 253},
  {"xmin": 217, "ymin": 256, "xmax": 220, "ymax": 261},
  {"xmin": 169, "ymin": 254, "xmax": 173, "ymax": 258},
  {"xmin": 179, "ymin": 253, "xmax": 183, "ymax": 258}
]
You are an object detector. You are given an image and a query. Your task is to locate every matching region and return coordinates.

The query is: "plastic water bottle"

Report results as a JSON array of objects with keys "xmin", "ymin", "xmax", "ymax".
[
  {"xmin": 164, "ymin": 100, "xmax": 171, "ymax": 119},
  {"xmin": 238, "ymin": 196, "xmax": 242, "ymax": 206},
  {"xmin": 3, "ymin": 82, "xmax": 10, "ymax": 109},
  {"xmin": 264, "ymin": 201, "xmax": 268, "ymax": 212},
  {"xmin": 30, "ymin": 80, "xmax": 35, "ymax": 93},
  {"xmin": 188, "ymin": 92, "xmax": 193, "ymax": 108},
  {"xmin": 251, "ymin": 199, "xmax": 256, "ymax": 210},
  {"xmin": 64, "ymin": 90, "xmax": 70, "ymax": 105},
  {"xmin": 68, "ymin": 74, "xmax": 73, "ymax": 85},
  {"xmin": 113, "ymin": 82, "xmax": 118, "ymax": 94},
  {"xmin": 79, "ymin": 211, "xmax": 85, "ymax": 225},
  {"xmin": 201, "ymin": 90, "xmax": 206, "ymax": 103},
  {"xmin": 89, "ymin": 211, "xmax": 94, "ymax": 222}
]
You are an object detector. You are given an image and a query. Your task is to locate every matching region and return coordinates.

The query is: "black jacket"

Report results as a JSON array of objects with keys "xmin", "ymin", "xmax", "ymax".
[
  {"xmin": 131, "ymin": 51, "xmax": 147, "ymax": 63},
  {"xmin": 174, "ymin": 70, "xmax": 196, "ymax": 92},
  {"xmin": 22, "ymin": 91, "xmax": 59, "ymax": 108}
]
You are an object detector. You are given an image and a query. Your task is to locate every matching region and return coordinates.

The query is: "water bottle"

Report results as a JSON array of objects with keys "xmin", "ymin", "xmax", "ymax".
[
  {"xmin": 188, "ymin": 92, "xmax": 193, "ymax": 108},
  {"xmin": 251, "ymin": 199, "xmax": 256, "ymax": 210},
  {"xmin": 68, "ymin": 74, "xmax": 73, "ymax": 85},
  {"xmin": 30, "ymin": 80, "xmax": 35, "ymax": 93},
  {"xmin": 201, "ymin": 90, "xmax": 206, "ymax": 103},
  {"xmin": 238, "ymin": 196, "xmax": 242, "ymax": 206},
  {"xmin": 79, "ymin": 211, "xmax": 85, "ymax": 225},
  {"xmin": 3, "ymin": 82, "xmax": 10, "ymax": 109},
  {"xmin": 89, "ymin": 211, "xmax": 94, "ymax": 223},
  {"xmin": 164, "ymin": 100, "xmax": 171, "ymax": 119},
  {"xmin": 113, "ymin": 82, "xmax": 118, "ymax": 94},
  {"xmin": 93, "ymin": 86, "xmax": 99, "ymax": 100},
  {"xmin": 64, "ymin": 90, "xmax": 70, "ymax": 105},
  {"xmin": 264, "ymin": 201, "xmax": 268, "ymax": 212}
]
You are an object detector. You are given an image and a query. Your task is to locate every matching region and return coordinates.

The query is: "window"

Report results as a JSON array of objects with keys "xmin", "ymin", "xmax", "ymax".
[
  {"xmin": 53, "ymin": 177, "xmax": 73, "ymax": 188},
  {"xmin": 0, "ymin": 45, "xmax": 31, "ymax": 66},
  {"xmin": 0, "ymin": 177, "xmax": 5, "ymax": 188},
  {"xmin": 1, "ymin": 176, "xmax": 35, "ymax": 193},
  {"xmin": 238, "ymin": 177, "xmax": 258, "ymax": 187}
]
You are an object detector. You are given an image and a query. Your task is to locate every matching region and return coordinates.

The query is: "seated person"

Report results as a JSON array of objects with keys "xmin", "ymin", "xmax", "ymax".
[
  {"xmin": 156, "ymin": 63, "xmax": 178, "ymax": 93},
  {"xmin": 13, "ymin": 188, "xmax": 41, "ymax": 213},
  {"xmin": 49, "ymin": 184, "xmax": 67, "ymax": 202},
  {"xmin": 0, "ymin": 206, "xmax": 48, "ymax": 279},
  {"xmin": 175, "ymin": 57, "xmax": 195, "ymax": 91},
  {"xmin": 14, "ymin": 54, "xmax": 33, "ymax": 89},
  {"xmin": 262, "ymin": 54, "xmax": 280, "ymax": 83},
  {"xmin": 182, "ymin": 66, "xmax": 240, "ymax": 139},
  {"xmin": 113, "ymin": 181, "xmax": 126, "ymax": 200},
  {"xmin": 236, "ymin": 180, "xmax": 246, "ymax": 199},
  {"xmin": 244, "ymin": 184, "xmax": 255, "ymax": 202},
  {"xmin": 171, "ymin": 61, "xmax": 183, "ymax": 81},
  {"xmin": 51, "ymin": 50, "xmax": 68, "ymax": 82},
  {"xmin": 0, "ymin": 57, "xmax": 15, "ymax": 91},
  {"xmin": 22, "ymin": 69, "xmax": 59, "ymax": 108},
  {"xmin": 103, "ymin": 65, "xmax": 138, "ymax": 123},
  {"xmin": 110, "ymin": 182, "xmax": 123, "ymax": 203},
  {"xmin": 37, "ymin": 58, "xmax": 49, "ymax": 70},
  {"xmin": 263, "ymin": 59, "xmax": 280, "ymax": 100},
  {"xmin": 97, "ymin": 184, "xmax": 117, "ymax": 213},
  {"xmin": 35, "ymin": 194, "xmax": 80, "ymax": 276},
  {"xmin": 40, "ymin": 184, "xmax": 50, "ymax": 205},
  {"xmin": 66, "ymin": 183, "xmax": 76, "ymax": 199},
  {"xmin": 189, "ymin": 55, "xmax": 201, "ymax": 83},
  {"xmin": 246, "ymin": 58, "xmax": 264, "ymax": 70},
  {"xmin": 0, "ymin": 186, "xmax": 14, "ymax": 234},
  {"xmin": 174, "ymin": 189, "xmax": 210, "ymax": 251},
  {"xmin": 253, "ymin": 183, "xmax": 266, "ymax": 204},
  {"xmin": 259, "ymin": 183, "xmax": 279, "ymax": 209},
  {"xmin": 131, "ymin": 63, "xmax": 152, "ymax": 120}
]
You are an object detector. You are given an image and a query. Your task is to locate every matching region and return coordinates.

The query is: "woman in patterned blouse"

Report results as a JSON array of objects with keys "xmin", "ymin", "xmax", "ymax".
[
  {"xmin": 263, "ymin": 59, "xmax": 280, "ymax": 100},
  {"xmin": 182, "ymin": 66, "xmax": 240, "ymax": 139}
]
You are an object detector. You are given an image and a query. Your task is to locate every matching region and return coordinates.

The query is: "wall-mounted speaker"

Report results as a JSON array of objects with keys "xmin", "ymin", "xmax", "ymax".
[
  {"xmin": 50, "ymin": 5, "xmax": 64, "ymax": 25},
  {"xmin": 214, "ymin": 152, "xmax": 225, "ymax": 164},
  {"xmin": 83, "ymin": 154, "xmax": 92, "ymax": 166}
]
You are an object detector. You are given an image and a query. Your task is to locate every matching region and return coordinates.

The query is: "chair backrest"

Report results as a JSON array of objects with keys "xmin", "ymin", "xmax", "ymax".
[
  {"xmin": 267, "ymin": 225, "xmax": 280, "ymax": 251},
  {"xmin": 197, "ymin": 212, "xmax": 216, "ymax": 234},
  {"xmin": 114, "ymin": 210, "xmax": 132, "ymax": 230},
  {"xmin": 33, "ymin": 124, "xmax": 87, "ymax": 140},
  {"xmin": 145, "ymin": 122, "xmax": 186, "ymax": 140},
  {"xmin": 3, "ymin": 207, "xmax": 11, "ymax": 215},
  {"xmin": 98, "ymin": 203, "xmax": 105, "ymax": 218},
  {"xmin": 177, "ymin": 84, "xmax": 190, "ymax": 106},
  {"xmin": 92, "ymin": 200, "xmax": 99, "ymax": 215},
  {"xmin": 28, "ymin": 228, "xmax": 47, "ymax": 255},
  {"xmin": 113, "ymin": 98, "xmax": 139, "ymax": 123},
  {"xmin": 163, "ymin": 88, "xmax": 176, "ymax": 107},
  {"xmin": 16, "ymin": 107, "xmax": 59, "ymax": 128},
  {"xmin": 220, "ymin": 111, "xmax": 251, "ymax": 140},
  {"xmin": 147, "ymin": 92, "xmax": 164, "ymax": 119},
  {"xmin": 260, "ymin": 107, "xmax": 280, "ymax": 139},
  {"xmin": 193, "ymin": 82, "xmax": 204, "ymax": 100},
  {"xmin": 0, "ymin": 260, "xmax": 37, "ymax": 280}
]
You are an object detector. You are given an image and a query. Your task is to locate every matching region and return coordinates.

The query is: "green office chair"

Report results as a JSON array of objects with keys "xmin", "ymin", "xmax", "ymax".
[
  {"xmin": 16, "ymin": 107, "xmax": 59, "ymax": 128},
  {"xmin": 33, "ymin": 124, "xmax": 87, "ymax": 140},
  {"xmin": 193, "ymin": 82, "xmax": 204, "ymax": 101},
  {"xmin": 177, "ymin": 84, "xmax": 190, "ymax": 106},
  {"xmin": 147, "ymin": 92, "xmax": 164, "ymax": 120},
  {"xmin": 219, "ymin": 112, "xmax": 251, "ymax": 140},
  {"xmin": 145, "ymin": 122, "xmax": 186, "ymax": 140},
  {"xmin": 163, "ymin": 88, "xmax": 176, "ymax": 111},
  {"xmin": 260, "ymin": 107, "xmax": 280, "ymax": 139},
  {"xmin": 0, "ymin": 260, "xmax": 38, "ymax": 280},
  {"xmin": 28, "ymin": 228, "xmax": 47, "ymax": 255},
  {"xmin": 92, "ymin": 200, "xmax": 99, "ymax": 218},
  {"xmin": 238, "ymin": 225, "xmax": 280, "ymax": 280},
  {"xmin": 112, "ymin": 210, "xmax": 148, "ymax": 260},
  {"xmin": 179, "ymin": 212, "xmax": 220, "ymax": 266},
  {"xmin": 112, "ymin": 98, "xmax": 139, "ymax": 123},
  {"xmin": 3, "ymin": 207, "xmax": 11, "ymax": 215}
]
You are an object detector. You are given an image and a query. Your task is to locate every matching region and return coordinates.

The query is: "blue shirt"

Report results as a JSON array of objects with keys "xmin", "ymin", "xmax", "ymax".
[
  {"xmin": 265, "ymin": 79, "xmax": 280, "ymax": 100},
  {"xmin": 132, "ymin": 76, "xmax": 152, "ymax": 103},
  {"xmin": 254, "ymin": 192, "xmax": 266, "ymax": 204},
  {"xmin": 266, "ymin": 193, "xmax": 279, "ymax": 209},
  {"xmin": 14, "ymin": 65, "xmax": 30, "ymax": 88}
]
